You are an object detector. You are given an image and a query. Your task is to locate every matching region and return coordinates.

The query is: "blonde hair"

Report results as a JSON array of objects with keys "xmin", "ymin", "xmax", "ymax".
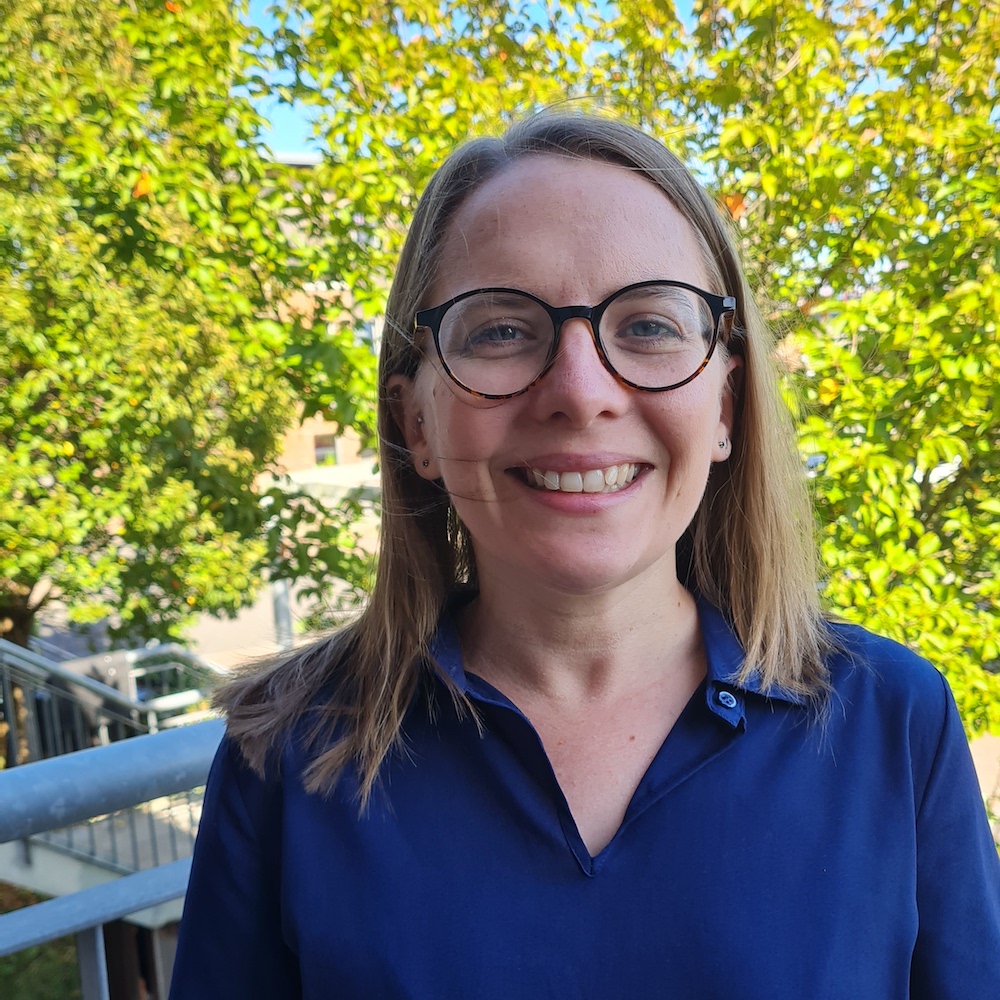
[{"xmin": 218, "ymin": 112, "xmax": 831, "ymax": 803}]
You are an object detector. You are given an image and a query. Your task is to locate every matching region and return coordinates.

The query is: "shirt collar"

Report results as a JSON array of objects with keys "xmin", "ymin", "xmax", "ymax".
[
  {"xmin": 694, "ymin": 596, "xmax": 805, "ymax": 731},
  {"xmin": 426, "ymin": 591, "xmax": 806, "ymax": 711},
  {"xmin": 694, "ymin": 596, "xmax": 804, "ymax": 705},
  {"xmin": 427, "ymin": 598, "xmax": 472, "ymax": 693}
]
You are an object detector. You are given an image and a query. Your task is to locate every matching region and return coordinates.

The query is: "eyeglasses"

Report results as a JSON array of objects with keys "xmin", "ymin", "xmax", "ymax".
[{"xmin": 414, "ymin": 280, "xmax": 738, "ymax": 399}]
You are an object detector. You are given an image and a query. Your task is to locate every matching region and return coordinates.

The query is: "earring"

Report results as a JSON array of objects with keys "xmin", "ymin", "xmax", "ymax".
[
  {"xmin": 416, "ymin": 416, "xmax": 424, "ymax": 426},
  {"xmin": 422, "ymin": 459, "xmax": 429, "ymax": 468},
  {"xmin": 718, "ymin": 439, "xmax": 728, "ymax": 450}
]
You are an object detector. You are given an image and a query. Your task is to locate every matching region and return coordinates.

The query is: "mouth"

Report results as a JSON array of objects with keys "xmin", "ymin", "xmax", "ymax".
[{"xmin": 515, "ymin": 462, "xmax": 643, "ymax": 494}]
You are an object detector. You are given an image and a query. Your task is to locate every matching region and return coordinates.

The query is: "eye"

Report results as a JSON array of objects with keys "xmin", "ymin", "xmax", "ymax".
[
  {"xmin": 622, "ymin": 317, "xmax": 683, "ymax": 340},
  {"xmin": 456, "ymin": 320, "xmax": 543, "ymax": 359},
  {"xmin": 438, "ymin": 292, "xmax": 551, "ymax": 363},
  {"xmin": 604, "ymin": 285, "xmax": 711, "ymax": 352},
  {"xmin": 468, "ymin": 323, "xmax": 525, "ymax": 347},
  {"xmin": 613, "ymin": 314, "xmax": 694, "ymax": 353}
]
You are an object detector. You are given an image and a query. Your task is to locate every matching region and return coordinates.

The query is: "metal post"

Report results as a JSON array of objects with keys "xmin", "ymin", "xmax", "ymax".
[
  {"xmin": 76, "ymin": 924, "xmax": 110, "ymax": 1000},
  {"xmin": 108, "ymin": 813, "xmax": 120, "ymax": 868},
  {"xmin": 127, "ymin": 808, "xmax": 140, "ymax": 870},
  {"xmin": 186, "ymin": 789, "xmax": 197, "ymax": 851},
  {"xmin": 46, "ymin": 691, "xmax": 63, "ymax": 757},
  {"xmin": 166, "ymin": 795, "xmax": 180, "ymax": 860},
  {"xmin": 2, "ymin": 669, "xmax": 19, "ymax": 767},
  {"xmin": 72, "ymin": 700, "xmax": 88, "ymax": 753},
  {"xmin": 23, "ymin": 680, "xmax": 43, "ymax": 762},
  {"xmin": 273, "ymin": 578, "xmax": 294, "ymax": 650},
  {"xmin": 147, "ymin": 806, "xmax": 160, "ymax": 868}
]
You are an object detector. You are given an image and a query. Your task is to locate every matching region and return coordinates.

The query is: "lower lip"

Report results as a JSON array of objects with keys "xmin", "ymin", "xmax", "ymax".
[{"xmin": 508, "ymin": 469, "xmax": 645, "ymax": 512}]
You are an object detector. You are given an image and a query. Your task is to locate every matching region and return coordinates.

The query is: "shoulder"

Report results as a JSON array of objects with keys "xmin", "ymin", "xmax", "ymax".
[
  {"xmin": 822, "ymin": 620, "xmax": 959, "ymax": 779},
  {"xmin": 215, "ymin": 627, "xmax": 358, "ymax": 782},
  {"xmin": 190, "ymin": 733, "xmax": 288, "ymax": 876},
  {"xmin": 825, "ymin": 620, "xmax": 946, "ymax": 702}
]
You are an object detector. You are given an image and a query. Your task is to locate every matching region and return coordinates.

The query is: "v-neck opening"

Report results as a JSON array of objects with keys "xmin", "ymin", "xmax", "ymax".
[
  {"xmin": 465, "ymin": 672, "xmax": 744, "ymax": 877},
  {"xmin": 427, "ymin": 593, "xmax": 767, "ymax": 877},
  {"xmin": 580, "ymin": 679, "xmax": 745, "ymax": 875}
]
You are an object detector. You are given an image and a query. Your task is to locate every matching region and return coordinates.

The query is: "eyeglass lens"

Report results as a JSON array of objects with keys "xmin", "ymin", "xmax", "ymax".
[{"xmin": 436, "ymin": 285, "xmax": 718, "ymax": 396}]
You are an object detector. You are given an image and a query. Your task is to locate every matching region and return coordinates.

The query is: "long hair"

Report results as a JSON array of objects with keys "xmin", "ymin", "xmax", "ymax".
[{"xmin": 218, "ymin": 112, "xmax": 831, "ymax": 804}]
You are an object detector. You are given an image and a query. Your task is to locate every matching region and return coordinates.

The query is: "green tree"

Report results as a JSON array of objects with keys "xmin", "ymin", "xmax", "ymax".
[
  {"xmin": 249, "ymin": 0, "xmax": 589, "ymax": 406},
  {"xmin": 585, "ymin": 0, "xmax": 1000, "ymax": 732},
  {"xmin": 257, "ymin": 0, "xmax": 1000, "ymax": 733},
  {"xmin": 3, "ymin": 0, "xmax": 997, "ymax": 741},
  {"xmin": 0, "ymin": 0, "xmax": 367, "ymax": 647},
  {"xmin": 695, "ymin": 0, "xmax": 1000, "ymax": 735}
]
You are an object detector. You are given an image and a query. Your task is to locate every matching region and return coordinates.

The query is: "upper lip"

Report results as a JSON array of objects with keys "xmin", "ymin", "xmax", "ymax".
[{"xmin": 510, "ymin": 454, "xmax": 647, "ymax": 473}]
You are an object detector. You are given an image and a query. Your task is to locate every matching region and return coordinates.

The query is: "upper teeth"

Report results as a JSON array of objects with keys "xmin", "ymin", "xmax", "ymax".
[{"xmin": 528, "ymin": 463, "xmax": 639, "ymax": 493}]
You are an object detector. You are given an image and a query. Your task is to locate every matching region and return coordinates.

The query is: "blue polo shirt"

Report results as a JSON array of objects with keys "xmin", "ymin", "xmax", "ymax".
[{"xmin": 171, "ymin": 599, "xmax": 1000, "ymax": 998}]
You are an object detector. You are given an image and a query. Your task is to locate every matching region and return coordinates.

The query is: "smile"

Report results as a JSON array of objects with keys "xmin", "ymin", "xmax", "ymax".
[{"xmin": 523, "ymin": 463, "xmax": 641, "ymax": 494}]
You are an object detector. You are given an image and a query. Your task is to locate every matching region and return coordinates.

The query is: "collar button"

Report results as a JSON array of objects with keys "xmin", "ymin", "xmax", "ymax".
[{"xmin": 716, "ymin": 689, "xmax": 738, "ymax": 710}]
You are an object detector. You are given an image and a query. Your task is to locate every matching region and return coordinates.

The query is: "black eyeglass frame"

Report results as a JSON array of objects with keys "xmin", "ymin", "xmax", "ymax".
[{"xmin": 413, "ymin": 279, "xmax": 739, "ymax": 400}]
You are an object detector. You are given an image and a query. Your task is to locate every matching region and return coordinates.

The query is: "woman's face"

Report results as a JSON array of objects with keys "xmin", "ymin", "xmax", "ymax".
[{"xmin": 391, "ymin": 155, "xmax": 739, "ymax": 597}]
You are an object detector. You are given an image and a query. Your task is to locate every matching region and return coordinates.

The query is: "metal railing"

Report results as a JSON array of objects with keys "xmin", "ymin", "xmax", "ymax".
[
  {"xmin": 0, "ymin": 639, "xmax": 222, "ymax": 765},
  {"xmin": 0, "ymin": 638, "xmax": 222, "ymax": 874},
  {"xmin": 0, "ymin": 720, "xmax": 225, "ymax": 999},
  {"xmin": 1, "ymin": 642, "xmax": 153, "ymax": 766},
  {"xmin": 35, "ymin": 788, "xmax": 203, "ymax": 876}
]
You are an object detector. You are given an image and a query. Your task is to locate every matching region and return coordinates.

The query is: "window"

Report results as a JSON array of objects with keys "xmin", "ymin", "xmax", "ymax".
[{"xmin": 314, "ymin": 434, "xmax": 338, "ymax": 466}]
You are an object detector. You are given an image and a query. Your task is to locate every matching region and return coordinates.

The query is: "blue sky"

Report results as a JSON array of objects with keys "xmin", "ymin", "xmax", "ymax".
[
  {"xmin": 247, "ymin": 0, "xmax": 314, "ymax": 155},
  {"xmin": 249, "ymin": 1, "xmax": 696, "ymax": 155}
]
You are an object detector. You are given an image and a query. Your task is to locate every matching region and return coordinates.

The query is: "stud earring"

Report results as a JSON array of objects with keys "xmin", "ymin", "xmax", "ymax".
[
  {"xmin": 416, "ymin": 416, "xmax": 424, "ymax": 426},
  {"xmin": 718, "ymin": 439, "xmax": 728, "ymax": 450},
  {"xmin": 422, "ymin": 459, "xmax": 429, "ymax": 468}
]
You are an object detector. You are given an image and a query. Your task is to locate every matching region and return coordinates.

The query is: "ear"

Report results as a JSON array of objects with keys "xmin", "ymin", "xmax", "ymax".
[
  {"xmin": 386, "ymin": 374, "xmax": 441, "ymax": 480},
  {"xmin": 714, "ymin": 354, "xmax": 743, "ymax": 463}
]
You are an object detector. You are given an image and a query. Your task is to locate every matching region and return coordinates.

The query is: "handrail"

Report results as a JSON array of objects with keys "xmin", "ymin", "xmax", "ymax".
[
  {"xmin": 0, "ymin": 709, "xmax": 226, "ymax": 1000},
  {"xmin": 0, "ymin": 638, "xmax": 150, "ymax": 714},
  {"xmin": 0, "ymin": 719, "xmax": 225, "ymax": 842},
  {"xmin": 0, "ymin": 637, "xmax": 224, "ymax": 735},
  {"xmin": 144, "ymin": 689, "xmax": 209, "ymax": 713},
  {"xmin": 1, "ymin": 637, "xmax": 226, "ymax": 710},
  {"xmin": 125, "ymin": 642, "xmax": 227, "ymax": 674},
  {"xmin": 0, "ymin": 858, "xmax": 193, "ymax": 958},
  {"xmin": 28, "ymin": 634, "xmax": 78, "ymax": 661}
]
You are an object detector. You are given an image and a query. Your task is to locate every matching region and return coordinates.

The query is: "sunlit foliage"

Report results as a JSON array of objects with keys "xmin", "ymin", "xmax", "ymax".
[{"xmin": 2, "ymin": 1, "xmax": 997, "ymax": 736}]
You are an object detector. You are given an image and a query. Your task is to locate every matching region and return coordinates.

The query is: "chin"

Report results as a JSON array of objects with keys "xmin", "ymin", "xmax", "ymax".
[{"xmin": 484, "ymin": 541, "xmax": 677, "ymax": 598}]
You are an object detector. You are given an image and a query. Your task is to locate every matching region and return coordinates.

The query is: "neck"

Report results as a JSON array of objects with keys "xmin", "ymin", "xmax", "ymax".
[{"xmin": 457, "ymin": 560, "xmax": 703, "ymax": 704}]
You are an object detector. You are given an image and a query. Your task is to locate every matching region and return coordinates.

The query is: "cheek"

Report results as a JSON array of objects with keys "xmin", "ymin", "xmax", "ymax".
[
  {"xmin": 644, "ymin": 384, "xmax": 722, "ymax": 443},
  {"xmin": 426, "ymin": 378, "xmax": 515, "ymax": 455},
  {"xmin": 424, "ymin": 389, "xmax": 518, "ymax": 507}
]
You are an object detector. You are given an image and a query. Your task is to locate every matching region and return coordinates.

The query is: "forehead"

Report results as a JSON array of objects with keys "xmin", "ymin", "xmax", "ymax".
[{"xmin": 433, "ymin": 154, "xmax": 709, "ymax": 303}]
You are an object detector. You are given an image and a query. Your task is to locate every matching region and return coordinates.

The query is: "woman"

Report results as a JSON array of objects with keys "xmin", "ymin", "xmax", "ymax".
[{"xmin": 170, "ymin": 114, "xmax": 1000, "ymax": 998}]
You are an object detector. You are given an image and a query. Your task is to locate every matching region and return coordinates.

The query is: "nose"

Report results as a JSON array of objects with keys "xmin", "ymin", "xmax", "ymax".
[{"xmin": 527, "ymin": 317, "xmax": 629, "ymax": 425}]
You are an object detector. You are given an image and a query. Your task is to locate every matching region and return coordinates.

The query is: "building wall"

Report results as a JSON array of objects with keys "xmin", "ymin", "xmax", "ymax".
[{"xmin": 276, "ymin": 416, "xmax": 366, "ymax": 473}]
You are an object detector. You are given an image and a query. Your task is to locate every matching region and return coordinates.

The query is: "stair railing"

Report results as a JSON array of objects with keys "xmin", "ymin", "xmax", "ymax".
[{"xmin": 0, "ymin": 720, "xmax": 225, "ymax": 1000}]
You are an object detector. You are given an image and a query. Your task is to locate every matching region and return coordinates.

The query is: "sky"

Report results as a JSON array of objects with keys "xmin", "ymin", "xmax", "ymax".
[
  {"xmin": 248, "ymin": 1, "xmax": 696, "ymax": 156},
  {"xmin": 247, "ymin": 0, "xmax": 315, "ymax": 155}
]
